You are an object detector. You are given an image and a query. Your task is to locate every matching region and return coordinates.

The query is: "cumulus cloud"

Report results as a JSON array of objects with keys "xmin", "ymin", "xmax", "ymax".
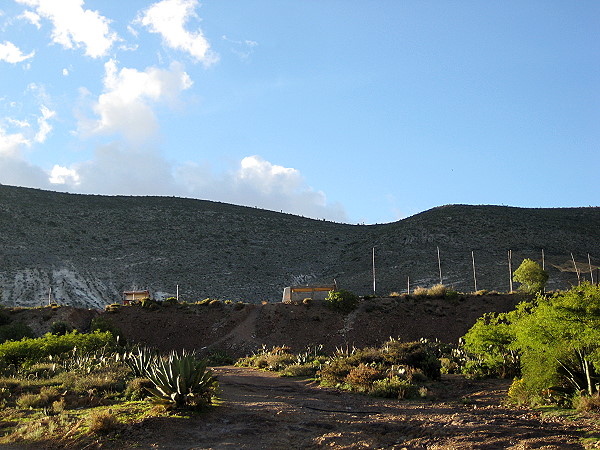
[
  {"xmin": 79, "ymin": 59, "xmax": 192, "ymax": 142},
  {"xmin": 0, "ymin": 41, "xmax": 35, "ymax": 63},
  {"xmin": 19, "ymin": 10, "xmax": 41, "ymax": 28},
  {"xmin": 177, "ymin": 155, "xmax": 348, "ymax": 221},
  {"xmin": 137, "ymin": 0, "xmax": 218, "ymax": 65},
  {"xmin": 16, "ymin": 0, "xmax": 118, "ymax": 58},
  {"xmin": 63, "ymin": 143, "xmax": 179, "ymax": 196},
  {"xmin": 0, "ymin": 126, "xmax": 51, "ymax": 188},
  {"xmin": 49, "ymin": 164, "xmax": 79, "ymax": 185}
]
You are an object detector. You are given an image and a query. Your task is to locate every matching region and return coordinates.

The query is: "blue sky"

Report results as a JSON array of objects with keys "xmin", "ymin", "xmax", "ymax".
[{"xmin": 0, "ymin": 1, "xmax": 598, "ymax": 224}]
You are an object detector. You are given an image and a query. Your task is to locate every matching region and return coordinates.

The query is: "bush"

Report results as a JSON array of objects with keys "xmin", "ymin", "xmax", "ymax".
[
  {"xmin": 124, "ymin": 377, "xmax": 153, "ymax": 401},
  {"xmin": 50, "ymin": 321, "xmax": 72, "ymax": 336},
  {"xmin": 573, "ymin": 393, "xmax": 600, "ymax": 412},
  {"xmin": 163, "ymin": 297, "xmax": 178, "ymax": 306},
  {"xmin": 381, "ymin": 339, "xmax": 441, "ymax": 380},
  {"xmin": 87, "ymin": 409, "xmax": 120, "ymax": 434},
  {"xmin": 0, "ymin": 330, "xmax": 115, "ymax": 367},
  {"xmin": 506, "ymin": 378, "xmax": 529, "ymax": 406},
  {"xmin": 0, "ymin": 322, "xmax": 34, "ymax": 344},
  {"xmin": 427, "ymin": 284, "xmax": 447, "ymax": 298},
  {"xmin": 412, "ymin": 287, "xmax": 428, "ymax": 298},
  {"xmin": 345, "ymin": 364, "xmax": 384, "ymax": 392},
  {"xmin": 370, "ymin": 377, "xmax": 418, "ymax": 399},
  {"xmin": 513, "ymin": 259, "xmax": 548, "ymax": 294},
  {"xmin": 16, "ymin": 386, "xmax": 61, "ymax": 409},
  {"xmin": 325, "ymin": 290, "xmax": 359, "ymax": 313}
]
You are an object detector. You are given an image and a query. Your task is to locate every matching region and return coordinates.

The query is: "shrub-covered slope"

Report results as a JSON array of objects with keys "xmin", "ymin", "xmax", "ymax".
[{"xmin": 0, "ymin": 184, "xmax": 598, "ymax": 307}]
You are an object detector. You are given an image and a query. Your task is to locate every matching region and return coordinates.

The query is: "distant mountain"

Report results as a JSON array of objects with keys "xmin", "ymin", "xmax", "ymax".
[{"xmin": 1, "ymin": 184, "xmax": 598, "ymax": 308}]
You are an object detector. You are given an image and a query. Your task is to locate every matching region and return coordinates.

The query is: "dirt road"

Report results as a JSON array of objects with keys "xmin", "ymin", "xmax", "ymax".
[{"xmin": 114, "ymin": 367, "xmax": 598, "ymax": 449}]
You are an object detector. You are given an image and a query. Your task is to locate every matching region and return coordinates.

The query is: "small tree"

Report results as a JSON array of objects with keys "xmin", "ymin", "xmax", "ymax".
[
  {"xmin": 325, "ymin": 290, "xmax": 359, "ymax": 313},
  {"xmin": 513, "ymin": 258, "xmax": 548, "ymax": 294}
]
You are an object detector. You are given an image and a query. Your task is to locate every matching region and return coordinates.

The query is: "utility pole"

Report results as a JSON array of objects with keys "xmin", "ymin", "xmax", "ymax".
[
  {"xmin": 372, "ymin": 247, "xmax": 376, "ymax": 294},
  {"xmin": 588, "ymin": 254, "xmax": 594, "ymax": 285},
  {"xmin": 407, "ymin": 276, "xmax": 410, "ymax": 295},
  {"xmin": 176, "ymin": 284, "xmax": 179, "ymax": 302},
  {"xmin": 437, "ymin": 246, "xmax": 443, "ymax": 285},
  {"xmin": 472, "ymin": 250, "xmax": 478, "ymax": 292},
  {"xmin": 508, "ymin": 250, "xmax": 513, "ymax": 293}
]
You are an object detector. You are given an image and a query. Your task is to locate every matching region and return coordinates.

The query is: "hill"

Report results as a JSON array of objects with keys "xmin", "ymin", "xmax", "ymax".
[{"xmin": 0, "ymin": 184, "xmax": 598, "ymax": 308}]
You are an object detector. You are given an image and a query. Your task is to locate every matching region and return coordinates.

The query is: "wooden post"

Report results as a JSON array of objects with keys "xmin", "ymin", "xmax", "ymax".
[
  {"xmin": 176, "ymin": 284, "xmax": 179, "ymax": 302},
  {"xmin": 541, "ymin": 249, "xmax": 545, "ymax": 293},
  {"xmin": 588, "ymin": 254, "xmax": 594, "ymax": 285},
  {"xmin": 437, "ymin": 246, "xmax": 443, "ymax": 285},
  {"xmin": 541, "ymin": 249, "xmax": 545, "ymax": 270},
  {"xmin": 407, "ymin": 276, "xmax": 410, "ymax": 295},
  {"xmin": 472, "ymin": 250, "xmax": 478, "ymax": 292},
  {"xmin": 571, "ymin": 252, "xmax": 581, "ymax": 286},
  {"xmin": 508, "ymin": 250, "xmax": 513, "ymax": 293},
  {"xmin": 372, "ymin": 247, "xmax": 376, "ymax": 294}
]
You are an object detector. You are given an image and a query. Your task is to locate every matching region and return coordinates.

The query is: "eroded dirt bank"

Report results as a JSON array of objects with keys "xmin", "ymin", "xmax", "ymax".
[{"xmin": 102, "ymin": 294, "xmax": 524, "ymax": 357}]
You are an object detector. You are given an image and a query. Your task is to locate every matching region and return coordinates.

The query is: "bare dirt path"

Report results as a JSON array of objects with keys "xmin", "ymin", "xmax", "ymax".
[{"xmin": 112, "ymin": 367, "xmax": 599, "ymax": 449}]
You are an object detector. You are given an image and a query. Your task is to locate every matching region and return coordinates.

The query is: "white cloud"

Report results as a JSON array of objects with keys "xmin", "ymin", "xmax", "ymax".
[
  {"xmin": 0, "ymin": 126, "xmax": 51, "ymax": 188},
  {"xmin": 16, "ymin": 0, "xmax": 118, "ymax": 58},
  {"xmin": 49, "ymin": 164, "xmax": 79, "ymax": 185},
  {"xmin": 177, "ymin": 155, "xmax": 348, "ymax": 221},
  {"xmin": 62, "ymin": 68, "xmax": 69, "ymax": 76},
  {"xmin": 0, "ymin": 41, "xmax": 35, "ymax": 63},
  {"xmin": 19, "ymin": 10, "xmax": 41, "ymax": 28},
  {"xmin": 34, "ymin": 105, "xmax": 55, "ymax": 143},
  {"xmin": 68, "ymin": 143, "xmax": 178, "ymax": 196},
  {"xmin": 137, "ymin": 0, "xmax": 218, "ymax": 65},
  {"xmin": 80, "ymin": 59, "xmax": 192, "ymax": 142}
]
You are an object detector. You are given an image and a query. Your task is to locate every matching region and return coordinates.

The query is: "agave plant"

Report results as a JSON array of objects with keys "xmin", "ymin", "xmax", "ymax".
[
  {"xmin": 144, "ymin": 350, "xmax": 218, "ymax": 408},
  {"xmin": 124, "ymin": 346, "xmax": 158, "ymax": 378}
]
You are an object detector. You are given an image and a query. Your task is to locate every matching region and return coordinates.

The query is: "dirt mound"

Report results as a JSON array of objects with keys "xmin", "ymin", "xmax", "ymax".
[{"xmin": 103, "ymin": 294, "xmax": 523, "ymax": 357}]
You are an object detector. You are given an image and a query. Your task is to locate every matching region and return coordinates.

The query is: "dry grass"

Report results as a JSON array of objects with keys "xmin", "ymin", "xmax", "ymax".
[{"xmin": 87, "ymin": 409, "xmax": 120, "ymax": 434}]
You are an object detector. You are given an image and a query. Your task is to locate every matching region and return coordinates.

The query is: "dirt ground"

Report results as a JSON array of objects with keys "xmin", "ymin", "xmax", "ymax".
[{"xmin": 93, "ymin": 366, "xmax": 598, "ymax": 449}]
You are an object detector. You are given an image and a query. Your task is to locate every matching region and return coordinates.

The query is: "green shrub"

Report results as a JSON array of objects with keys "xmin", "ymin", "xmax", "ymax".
[
  {"xmin": 506, "ymin": 378, "xmax": 529, "ymax": 406},
  {"xmin": 381, "ymin": 339, "xmax": 441, "ymax": 380},
  {"xmin": 124, "ymin": 377, "xmax": 153, "ymax": 401},
  {"xmin": 16, "ymin": 386, "xmax": 61, "ymax": 409},
  {"xmin": 280, "ymin": 363, "xmax": 319, "ymax": 378},
  {"xmin": 370, "ymin": 377, "xmax": 418, "ymax": 399},
  {"xmin": 90, "ymin": 316, "xmax": 124, "ymax": 342},
  {"xmin": 0, "ymin": 330, "xmax": 115, "ymax": 367},
  {"xmin": 325, "ymin": 290, "xmax": 359, "ymax": 313},
  {"xmin": 163, "ymin": 297, "xmax": 178, "ymax": 306},
  {"xmin": 205, "ymin": 350, "xmax": 234, "ymax": 366},
  {"xmin": 50, "ymin": 321, "xmax": 72, "ymax": 336},
  {"xmin": 573, "ymin": 393, "xmax": 600, "ymax": 412},
  {"xmin": 0, "ymin": 322, "xmax": 34, "ymax": 344},
  {"xmin": 513, "ymin": 259, "xmax": 548, "ymax": 294}
]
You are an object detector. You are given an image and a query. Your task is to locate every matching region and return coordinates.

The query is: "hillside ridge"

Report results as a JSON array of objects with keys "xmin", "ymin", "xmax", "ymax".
[{"xmin": 1, "ymin": 184, "xmax": 598, "ymax": 307}]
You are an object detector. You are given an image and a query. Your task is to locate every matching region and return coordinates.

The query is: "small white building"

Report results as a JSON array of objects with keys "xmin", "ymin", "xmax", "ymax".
[
  {"xmin": 122, "ymin": 290, "xmax": 150, "ymax": 305},
  {"xmin": 281, "ymin": 282, "xmax": 337, "ymax": 303}
]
